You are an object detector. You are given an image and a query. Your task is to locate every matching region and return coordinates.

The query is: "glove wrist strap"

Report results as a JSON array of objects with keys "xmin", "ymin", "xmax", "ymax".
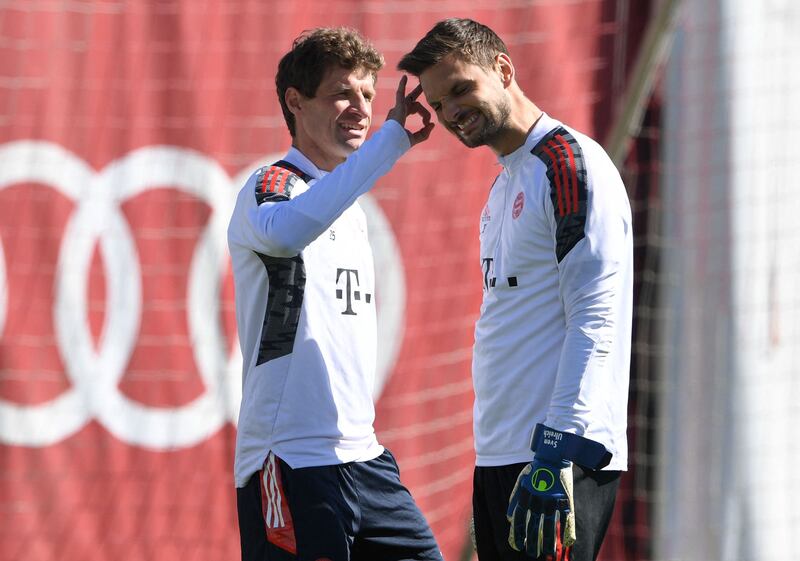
[{"xmin": 529, "ymin": 423, "xmax": 612, "ymax": 470}]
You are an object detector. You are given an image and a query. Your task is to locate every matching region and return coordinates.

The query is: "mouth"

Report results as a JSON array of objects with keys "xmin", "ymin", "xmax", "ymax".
[
  {"xmin": 339, "ymin": 122, "xmax": 366, "ymax": 138},
  {"xmin": 452, "ymin": 111, "xmax": 480, "ymax": 137}
]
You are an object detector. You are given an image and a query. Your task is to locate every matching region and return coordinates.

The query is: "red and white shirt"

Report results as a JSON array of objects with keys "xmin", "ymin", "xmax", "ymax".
[
  {"xmin": 228, "ymin": 121, "xmax": 409, "ymax": 487},
  {"xmin": 473, "ymin": 114, "xmax": 632, "ymax": 470}
]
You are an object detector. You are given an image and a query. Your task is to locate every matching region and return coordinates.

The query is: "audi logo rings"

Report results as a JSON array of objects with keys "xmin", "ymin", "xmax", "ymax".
[{"xmin": 0, "ymin": 141, "xmax": 404, "ymax": 449}]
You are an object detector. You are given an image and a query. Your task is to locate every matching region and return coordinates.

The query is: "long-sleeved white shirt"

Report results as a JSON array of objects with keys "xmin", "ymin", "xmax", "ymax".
[
  {"xmin": 228, "ymin": 121, "xmax": 410, "ymax": 487},
  {"xmin": 473, "ymin": 114, "xmax": 632, "ymax": 470}
]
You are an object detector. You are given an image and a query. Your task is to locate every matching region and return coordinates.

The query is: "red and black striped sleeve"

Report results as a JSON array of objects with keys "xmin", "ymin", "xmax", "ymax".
[
  {"xmin": 253, "ymin": 161, "xmax": 311, "ymax": 205},
  {"xmin": 531, "ymin": 127, "xmax": 588, "ymax": 263}
]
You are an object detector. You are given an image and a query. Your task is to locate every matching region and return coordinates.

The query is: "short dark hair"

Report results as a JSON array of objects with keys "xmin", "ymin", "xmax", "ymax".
[
  {"xmin": 398, "ymin": 18, "xmax": 509, "ymax": 76},
  {"xmin": 276, "ymin": 27, "xmax": 384, "ymax": 137}
]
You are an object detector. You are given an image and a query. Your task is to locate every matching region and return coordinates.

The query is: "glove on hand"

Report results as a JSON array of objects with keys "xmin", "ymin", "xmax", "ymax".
[
  {"xmin": 507, "ymin": 456, "xmax": 574, "ymax": 559},
  {"xmin": 506, "ymin": 424, "xmax": 612, "ymax": 559}
]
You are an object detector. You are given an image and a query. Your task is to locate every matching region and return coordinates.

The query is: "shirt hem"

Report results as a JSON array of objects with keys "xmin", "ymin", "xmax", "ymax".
[{"xmin": 476, "ymin": 452, "xmax": 628, "ymax": 471}]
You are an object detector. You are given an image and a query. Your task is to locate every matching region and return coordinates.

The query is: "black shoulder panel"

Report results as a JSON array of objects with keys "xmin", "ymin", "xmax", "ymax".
[
  {"xmin": 531, "ymin": 127, "xmax": 588, "ymax": 262},
  {"xmin": 253, "ymin": 160, "xmax": 312, "ymax": 205}
]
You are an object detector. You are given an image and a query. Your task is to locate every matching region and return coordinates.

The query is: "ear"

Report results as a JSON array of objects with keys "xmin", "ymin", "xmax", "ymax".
[
  {"xmin": 495, "ymin": 53, "xmax": 515, "ymax": 88},
  {"xmin": 285, "ymin": 87, "xmax": 303, "ymax": 117}
]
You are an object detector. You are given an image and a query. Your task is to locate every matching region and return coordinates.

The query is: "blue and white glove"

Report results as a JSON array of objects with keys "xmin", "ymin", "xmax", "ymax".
[{"xmin": 506, "ymin": 424, "xmax": 612, "ymax": 559}]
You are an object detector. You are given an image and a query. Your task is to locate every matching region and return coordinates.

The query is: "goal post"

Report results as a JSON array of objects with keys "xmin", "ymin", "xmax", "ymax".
[{"xmin": 658, "ymin": 1, "xmax": 800, "ymax": 559}]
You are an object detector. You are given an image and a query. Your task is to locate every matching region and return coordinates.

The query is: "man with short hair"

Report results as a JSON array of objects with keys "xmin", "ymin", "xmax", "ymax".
[
  {"xmin": 229, "ymin": 27, "xmax": 439, "ymax": 561},
  {"xmin": 400, "ymin": 18, "xmax": 633, "ymax": 561}
]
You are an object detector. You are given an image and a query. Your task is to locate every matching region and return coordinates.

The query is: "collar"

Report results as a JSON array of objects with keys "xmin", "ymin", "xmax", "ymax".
[
  {"xmin": 497, "ymin": 112, "xmax": 562, "ymax": 172},
  {"xmin": 282, "ymin": 146, "xmax": 329, "ymax": 180}
]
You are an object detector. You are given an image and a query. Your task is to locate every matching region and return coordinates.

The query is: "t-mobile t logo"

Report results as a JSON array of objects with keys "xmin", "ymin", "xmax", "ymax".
[
  {"xmin": 336, "ymin": 268, "xmax": 372, "ymax": 315},
  {"xmin": 482, "ymin": 257, "xmax": 494, "ymax": 291}
]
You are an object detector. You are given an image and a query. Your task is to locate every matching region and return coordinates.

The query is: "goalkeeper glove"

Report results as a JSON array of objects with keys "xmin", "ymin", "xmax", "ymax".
[{"xmin": 506, "ymin": 424, "xmax": 612, "ymax": 559}]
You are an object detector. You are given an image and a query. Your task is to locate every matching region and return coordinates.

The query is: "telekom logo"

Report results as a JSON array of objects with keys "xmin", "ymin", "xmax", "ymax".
[{"xmin": 0, "ymin": 141, "xmax": 405, "ymax": 449}]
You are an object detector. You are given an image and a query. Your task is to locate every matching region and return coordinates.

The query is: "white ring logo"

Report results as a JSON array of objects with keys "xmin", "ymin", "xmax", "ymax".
[{"xmin": 0, "ymin": 141, "xmax": 405, "ymax": 449}]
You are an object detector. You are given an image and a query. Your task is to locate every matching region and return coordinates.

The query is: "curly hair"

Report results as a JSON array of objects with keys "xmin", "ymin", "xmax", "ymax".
[
  {"xmin": 398, "ymin": 18, "xmax": 508, "ymax": 77},
  {"xmin": 276, "ymin": 27, "xmax": 384, "ymax": 137}
]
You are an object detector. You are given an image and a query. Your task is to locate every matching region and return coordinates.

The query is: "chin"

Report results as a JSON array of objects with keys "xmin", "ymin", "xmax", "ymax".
[
  {"xmin": 459, "ymin": 136, "xmax": 482, "ymax": 148},
  {"xmin": 452, "ymin": 130, "xmax": 483, "ymax": 149},
  {"xmin": 343, "ymin": 138, "xmax": 365, "ymax": 152}
]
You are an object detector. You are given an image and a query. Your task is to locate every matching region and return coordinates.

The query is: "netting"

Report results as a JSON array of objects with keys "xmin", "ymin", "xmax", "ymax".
[{"xmin": 656, "ymin": 1, "xmax": 800, "ymax": 559}]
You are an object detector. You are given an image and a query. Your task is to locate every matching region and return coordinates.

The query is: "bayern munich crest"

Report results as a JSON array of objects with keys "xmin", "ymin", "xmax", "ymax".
[{"xmin": 512, "ymin": 192, "xmax": 524, "ymax": 219}]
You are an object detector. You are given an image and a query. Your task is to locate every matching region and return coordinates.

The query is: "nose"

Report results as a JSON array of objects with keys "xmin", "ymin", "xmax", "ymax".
[
  {"xmin": 441, "ymin": 99, "xmax": 460, "ymax": 124},
  {"xmin": 349, "ymin": 93, "xmax": 370, "ymax": 118}
]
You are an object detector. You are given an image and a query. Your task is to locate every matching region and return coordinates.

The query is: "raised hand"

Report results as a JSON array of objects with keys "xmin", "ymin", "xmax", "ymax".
[{"xmin": 387, "ymin": 75, "xmax": 434, "ymax": 147}]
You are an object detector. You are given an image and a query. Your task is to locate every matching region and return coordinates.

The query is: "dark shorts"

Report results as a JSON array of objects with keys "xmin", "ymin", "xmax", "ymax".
[
  {"xmin": 237, "ymin": 449, "xmax": 442, "ymax": 561},
  {"xmin": 473, "ymin": 463, "xmax": 620, "ymax": 561}
]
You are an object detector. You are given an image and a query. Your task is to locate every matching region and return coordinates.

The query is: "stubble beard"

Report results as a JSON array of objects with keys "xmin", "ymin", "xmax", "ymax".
[{"xmin": 457, "ymin": 97, "xmax": 512, "ymax": 149}]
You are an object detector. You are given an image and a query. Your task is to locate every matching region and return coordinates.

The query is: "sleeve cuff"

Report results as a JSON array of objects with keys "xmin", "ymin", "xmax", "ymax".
[{"xmin": 378, "ymin": 119, "xmax": 412, "ymax": 151}]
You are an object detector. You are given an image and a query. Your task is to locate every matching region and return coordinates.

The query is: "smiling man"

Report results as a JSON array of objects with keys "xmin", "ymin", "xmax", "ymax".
[
  {"xmin": 400, "ymin": 19, "xmax": 633, "ymax": 561},
  {"xmin": 228, "ymin": 27, "xmax": 438, "ymax": 561}
]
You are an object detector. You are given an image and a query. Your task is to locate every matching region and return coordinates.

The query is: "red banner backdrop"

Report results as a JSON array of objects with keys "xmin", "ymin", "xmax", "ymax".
[{"xmin": 0, "ymin": 2, "xmax": 652, "ymax": 560}]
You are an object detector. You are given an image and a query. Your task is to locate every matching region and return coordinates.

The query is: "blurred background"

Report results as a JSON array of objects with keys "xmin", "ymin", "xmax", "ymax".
[{"xmin": 0, "ymin": 1, "xmax": 798, "ymax": 560}]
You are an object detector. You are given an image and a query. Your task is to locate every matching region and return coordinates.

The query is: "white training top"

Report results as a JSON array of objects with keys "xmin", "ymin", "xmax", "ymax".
[
  {"xmin": 473, "ymin": 114, "xmax": 632, "ymax": 470},
  {"xmin": 228, "ymin": 121, "xmax": 410, "ymax": 488}
]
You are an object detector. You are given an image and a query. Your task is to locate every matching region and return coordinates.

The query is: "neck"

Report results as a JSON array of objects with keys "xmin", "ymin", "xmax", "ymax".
[
  {"xmin": 493, "ymin": 88, "xmax": 542, "ymax": 156},
  {"xmin": 291, "ymin": 139, "xmax": 345, "ymax": 173}
]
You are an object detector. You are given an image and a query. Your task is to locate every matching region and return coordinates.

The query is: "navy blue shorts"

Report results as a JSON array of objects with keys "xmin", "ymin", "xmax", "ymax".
[
  {"xmin": 237, "ymin": 449, "xmax": 442, "ymax": 561},
  {"xmin": 472, "ymin": 463, "xmax": 620, "ymax": 561}
]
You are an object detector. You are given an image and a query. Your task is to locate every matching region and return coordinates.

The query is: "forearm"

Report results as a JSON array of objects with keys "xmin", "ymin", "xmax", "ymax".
[
  {"xmin": 249, "ymin": 121, "xmax": 409, "ymax": 256},
  {"xmin": 546, "ymin": 263, "xmax": 622, "ymax": 434}
]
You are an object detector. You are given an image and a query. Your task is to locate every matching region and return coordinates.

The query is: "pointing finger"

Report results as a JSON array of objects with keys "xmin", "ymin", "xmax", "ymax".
[
  {"xmin": 406, "ymin": 83, "xmax": 424, "ymax": 102},
  {"xmin": 396, "ymin": 75, "xmax": 408, "ymax": 105}
]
